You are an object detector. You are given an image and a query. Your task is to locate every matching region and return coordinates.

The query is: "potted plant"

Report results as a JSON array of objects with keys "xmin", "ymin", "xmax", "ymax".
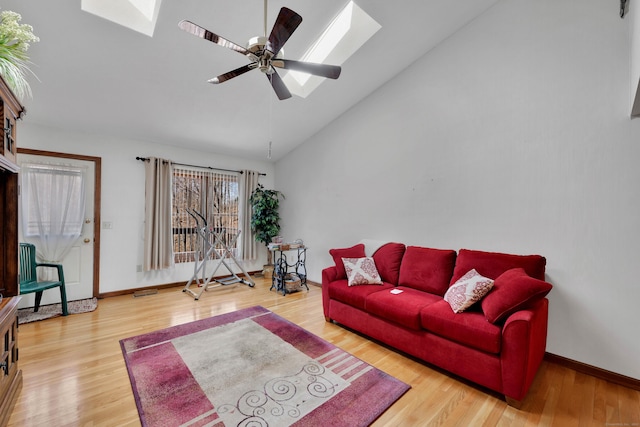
[
  {"xmin": 249, "ymin": 184, "xmax": 284, "ymax": 275},
  {"xmin": 0, "ymin": 10, "xmax": 39, "ymax": 100}
]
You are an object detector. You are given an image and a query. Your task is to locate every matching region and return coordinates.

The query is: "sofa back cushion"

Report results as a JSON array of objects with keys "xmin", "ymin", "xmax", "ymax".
[
  {"xmin": 398, "ymin": 246, "xmax": 457, "ymax": 296},
  {"xmin": 329, "ymin": 244, "xmax": 366, "ymax": 280},
  {"xmin": 450, "ymin": 249, "xmax": 546, "ymax": 286},
  {"xmin": 372, "ymin": 243, "xmax": 406, "ymax": 285}
]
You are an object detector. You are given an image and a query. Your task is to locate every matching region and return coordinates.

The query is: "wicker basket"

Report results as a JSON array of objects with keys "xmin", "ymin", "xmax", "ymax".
[{"xmin": 284, "ymin": 274, "xmax": 302, "ymax": 293}]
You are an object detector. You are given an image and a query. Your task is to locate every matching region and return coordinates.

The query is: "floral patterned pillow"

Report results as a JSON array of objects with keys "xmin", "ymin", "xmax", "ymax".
[
  {"xmin": 444, "ymin": 269, "xmax": 494, "ymax": 313},
  {"xmin": 342, "ymin": 257, "xmax": 383, "ymax": 286}
]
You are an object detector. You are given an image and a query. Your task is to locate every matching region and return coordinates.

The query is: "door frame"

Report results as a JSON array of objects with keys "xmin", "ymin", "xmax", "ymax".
[{"xmin": 17, "ymin": 148, "xmax": 101, "ymax": 298}]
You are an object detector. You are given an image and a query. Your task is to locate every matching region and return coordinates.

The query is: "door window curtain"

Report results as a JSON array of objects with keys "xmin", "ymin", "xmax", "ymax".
[
  {"xmin": 19, "ymin": 162, "xmax": 87, "ymax": 263},
  {"xmin": 239, "ymin": 170, "xmax": 260, "ymax": 260},
  {"xmin": 144, "ymin": 157, "xmax": 174, "ymax": 271}
]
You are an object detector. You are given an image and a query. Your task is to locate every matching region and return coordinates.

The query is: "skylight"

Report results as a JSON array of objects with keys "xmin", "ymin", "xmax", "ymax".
[
  {"xmin": 81, "ymin": 0, "xmax": 163, "ymax": 37},
  {"xmin": 283, "ymin": 1, "xmax": 381, "ymax": 98}
]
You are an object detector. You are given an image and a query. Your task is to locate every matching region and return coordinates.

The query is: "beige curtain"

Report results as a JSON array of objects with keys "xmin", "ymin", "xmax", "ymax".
[
  {"xmin": 239, "ymin": 170, "xmax": 260, "ymax": 260},
  {"xmin": 144, "ymin": 157, "xmax": 174, "ymax": 271}
]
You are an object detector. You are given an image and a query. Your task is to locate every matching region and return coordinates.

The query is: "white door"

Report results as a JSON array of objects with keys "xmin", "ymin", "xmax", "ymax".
[{"xmin": 17, "ymin": 154, "xmax": 95, "ymax": 307}]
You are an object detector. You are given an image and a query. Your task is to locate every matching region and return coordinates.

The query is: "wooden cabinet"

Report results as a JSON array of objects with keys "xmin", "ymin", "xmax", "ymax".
[
  {"xmin": 0, "ymin": 172, "xmax": 19, "ymax": 299},
  {"xmin": 0, "ymin": 75, "xmax": 25, "ymax": 426},
  {"xmin": 1, "ymin": 105, "xmax": 17, "ymax": 167},
  {"xmin": 0, "ymin": 77, "xmax": 22, "ymax": 175},
  {"xmin": 0, "ymin": 74, "xmax": 25, "ymax": 298},
  {"xmin": 0, "ymin": 298, "xmax": 20, "ymax": 427}
]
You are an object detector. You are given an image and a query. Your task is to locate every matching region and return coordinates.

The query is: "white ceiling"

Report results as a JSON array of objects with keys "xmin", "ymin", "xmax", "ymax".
[{"xmin": 6, "ymin": 0, "xmax": 498, "ymax": 161}]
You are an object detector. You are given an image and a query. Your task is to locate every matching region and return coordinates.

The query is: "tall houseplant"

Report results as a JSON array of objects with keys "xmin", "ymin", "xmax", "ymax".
[{"xmin": 249, "ymin": 184, "xmax": 284, "ymax": 266}]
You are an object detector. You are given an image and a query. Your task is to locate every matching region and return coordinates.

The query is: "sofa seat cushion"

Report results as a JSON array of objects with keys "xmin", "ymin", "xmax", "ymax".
[
  {"xmin": 398, "ymin": 246, "xmax": 457, "ymax": 296},
  {"xmin": 420, "ymin": 300, "xmax": 502, "ymax": 354},
  {"xmin": 365, "ymin": 287, "xmax": 442, "ymax": 330},
  {"xmin": 450, "ymin": 249, "xmax": 546, "ymax": 286},
  {"xmin": 327, "ymin": 279, "xmax": 393, "ymax": 311}
]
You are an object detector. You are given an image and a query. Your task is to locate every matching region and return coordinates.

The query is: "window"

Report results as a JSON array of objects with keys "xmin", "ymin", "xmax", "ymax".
[
  {"xmin": 172, "ymin": 167, "xmax": 239, "ymax": 263},
  {"xmin": 81, "ymin": 0, "xmax": 163, "ymax": 36},
  {"xmin": 282, "ymin": 1, "xmax": 381, "ymax": 98}
]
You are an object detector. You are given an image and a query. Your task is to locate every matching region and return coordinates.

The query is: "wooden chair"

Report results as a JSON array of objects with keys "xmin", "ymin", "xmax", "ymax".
[{"xmin": 18, "ymin": 243, "xmax": 68, "ymax": 316}]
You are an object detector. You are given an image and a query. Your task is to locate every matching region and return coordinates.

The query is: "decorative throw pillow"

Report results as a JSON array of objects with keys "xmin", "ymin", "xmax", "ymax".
[
  {"xmin": 481, "ymin": 268, "xmax": 553, "ymax": 323},
  {"xmin": 342, "ymin": 257, "xmax": 383, "ymax": 286},
  {"xmin": 444, "ymin": 269, "xmax": 494, "ymax": 313},
  {"xmin": 329, "ymin": 244, "xmax": 366, "ymax": 279}
]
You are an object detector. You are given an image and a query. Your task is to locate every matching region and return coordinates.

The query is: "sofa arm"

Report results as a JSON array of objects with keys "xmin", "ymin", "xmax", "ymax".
[
  {"xmin": 321, "ymin": 266, "xmax": 338, "ymax": 319},
  {"xmin": 500, "ymin": 298, "xmax": 549, "ymax": 403}
]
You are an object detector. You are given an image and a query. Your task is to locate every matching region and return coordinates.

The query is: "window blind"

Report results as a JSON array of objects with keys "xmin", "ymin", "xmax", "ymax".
[{"xmin": 172, "ymin": 167, "xmax": 239, "ymax": 263}]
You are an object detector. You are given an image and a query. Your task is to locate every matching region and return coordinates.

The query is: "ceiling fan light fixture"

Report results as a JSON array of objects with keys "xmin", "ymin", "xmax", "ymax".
[{"xmin": 246, "ymin": 36, "xmax": 268, "ymax": 54}]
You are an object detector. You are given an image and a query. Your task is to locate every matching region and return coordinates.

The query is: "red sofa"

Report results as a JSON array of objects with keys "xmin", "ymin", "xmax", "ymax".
[{"xmin": 322, "ymin": 243, "xmax": 552, "ymax": 407}]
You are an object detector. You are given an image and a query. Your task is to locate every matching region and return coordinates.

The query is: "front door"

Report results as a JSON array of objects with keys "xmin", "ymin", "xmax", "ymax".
[{"xmin": 17, "ymin": 153, "xmax": 97, "ymax": 306}]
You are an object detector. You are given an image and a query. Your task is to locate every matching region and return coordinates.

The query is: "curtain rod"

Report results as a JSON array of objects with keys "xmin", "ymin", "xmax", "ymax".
[{"xmin": 135, "ymin": 157, "xmax": 266, "ymax": 176}]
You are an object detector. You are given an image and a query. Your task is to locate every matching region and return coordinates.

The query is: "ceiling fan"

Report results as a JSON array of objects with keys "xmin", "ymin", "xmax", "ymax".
[{"xmin": 179, "ymin": 1, "xmax": 342, "ymax": 100}]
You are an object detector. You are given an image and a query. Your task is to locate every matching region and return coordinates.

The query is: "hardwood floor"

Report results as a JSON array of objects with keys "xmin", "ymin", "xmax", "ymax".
[{"xmin": 8, "ymin": 277, "xmax": 640, "ymax": 426}]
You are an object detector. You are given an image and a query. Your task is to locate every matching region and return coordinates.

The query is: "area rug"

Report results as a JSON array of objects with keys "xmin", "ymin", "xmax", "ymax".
[
  {"xmin": 18, "ymin": 297, "xmax": 98, "ymax": 324},
  {"xmin": 120, "ymin": 306, "xmax": 410, "ymax": 427}
]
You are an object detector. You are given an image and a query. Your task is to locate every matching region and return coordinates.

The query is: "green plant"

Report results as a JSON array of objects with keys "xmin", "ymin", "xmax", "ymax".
[
  {"xmin": 0, "ymin": 10, "xmax": 39, "ymax": 100},
  {"xmin": 249, "ymin": 184, "xmax": 284, "ymax": 263}
]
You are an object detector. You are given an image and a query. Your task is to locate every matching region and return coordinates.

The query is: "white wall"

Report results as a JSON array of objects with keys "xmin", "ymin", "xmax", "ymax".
[
  {"xmin": 19, "ymin": 122, "xmax": 274, "ymax": 294},
  {"xmin": 631, "ymin": 0, "xmax": 640, "ymax": 115},
  {"xmin": 275, "ymin": 0, "xmax": 640, "ymax": 380}
]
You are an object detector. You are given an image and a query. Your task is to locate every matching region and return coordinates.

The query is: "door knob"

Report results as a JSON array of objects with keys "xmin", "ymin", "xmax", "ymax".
[{"xmin": 84, "ymin": 238, "xmax": 91, "ymax": 243}]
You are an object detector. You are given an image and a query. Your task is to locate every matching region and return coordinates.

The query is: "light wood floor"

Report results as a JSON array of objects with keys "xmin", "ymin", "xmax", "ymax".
[{"xmin": 8, "ymin": 277, "xmax": 640, "ymax": 426}]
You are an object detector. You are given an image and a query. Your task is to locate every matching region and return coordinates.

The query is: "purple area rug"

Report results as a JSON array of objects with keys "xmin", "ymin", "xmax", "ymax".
[{"xmin": 120, "ymin": 306, "xmax": 409, "ymax": 427}]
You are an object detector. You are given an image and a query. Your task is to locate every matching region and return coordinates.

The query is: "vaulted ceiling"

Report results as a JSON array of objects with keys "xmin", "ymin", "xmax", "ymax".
[{"xmin": 6, "ymin": 0, "xmax": 498, "ymax": 161}]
